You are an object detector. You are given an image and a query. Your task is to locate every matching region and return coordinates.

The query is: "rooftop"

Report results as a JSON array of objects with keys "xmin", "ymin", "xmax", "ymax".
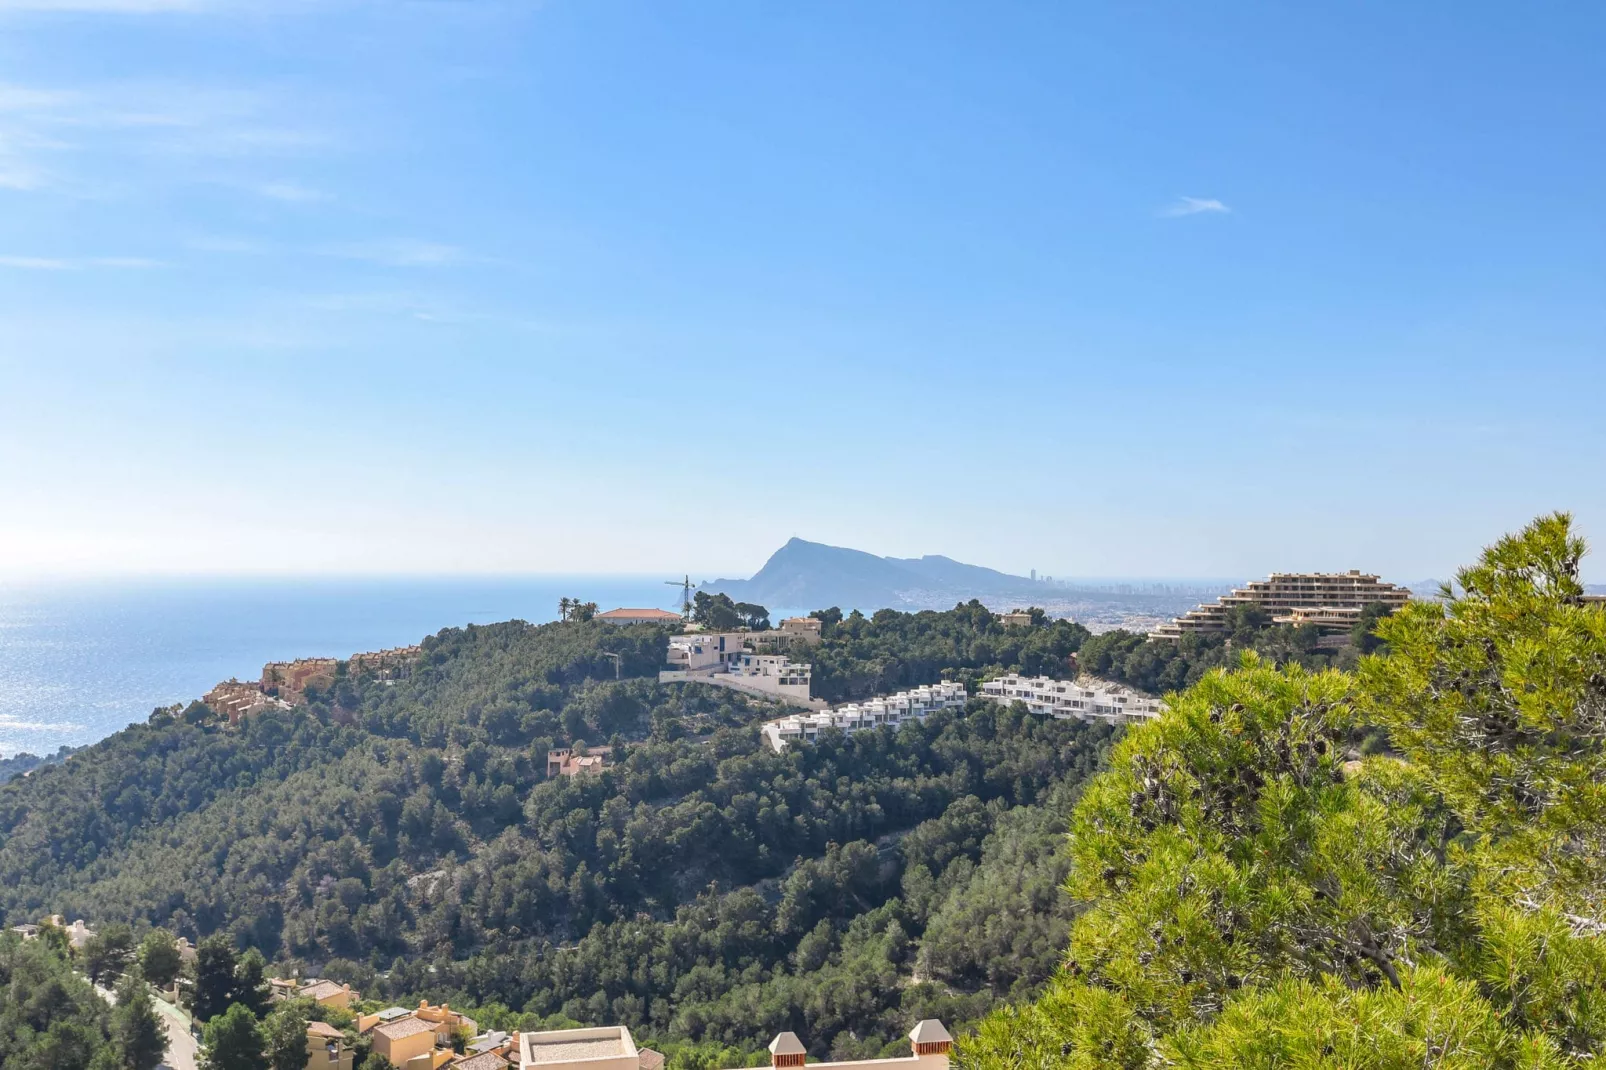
[
  {"xmin": 307, "ymin": 1022, "xmax": 344, "ymax": 1040},
  {"xmin": 525, "ymin": 1039, "xmax": 626, "ymax": 1062},
  {"xmin": 299, "ymin": 980, "xmax": 347, "ymax": 999},
  {"xmin": 453, "ymin": 1053, "xmax": 509, "ymax": 1070},
  {"xmin": 374, "ymin": 1017, "xmax": 436, "ymax": 1042}
]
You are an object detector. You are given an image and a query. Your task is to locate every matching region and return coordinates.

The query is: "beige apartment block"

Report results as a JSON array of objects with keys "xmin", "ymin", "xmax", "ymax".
[{"xmin": 1150, "ymin": 571, "xmax": 1411, "ymax": 640}]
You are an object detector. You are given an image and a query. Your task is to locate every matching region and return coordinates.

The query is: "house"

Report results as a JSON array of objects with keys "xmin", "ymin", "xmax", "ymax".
[
  {"xmin": 49, "ymin": 917, "xmax": 96, "ymax": 950},
  {"xmin": 410, "ymin": 1000, "xmax": 478, "ymax": 1046},
  {"xmin": 369, "ymin": 1016, "xmax": 443, "ymax": 1070},
  {"xmin": 777, "ymin": 617, "xmax": 823, "ymax": 644},
  {"xmin": 547, "ymin": 749, "xmax": 607, "ymax": 778},
  {"xmin": 308, "ymin": 1022, "xmax": 354, "ymax": 1070},
  {"xmin": 996, "ymin": 611, "xmax": 1034, "ymax": 628},
  {"xmin": 517, "ymin": 1026, "xmax": 641, "ymax": 1070},
  {"xmin": 596, "ymin": 608, "xmax": 682, "ymax": 626},
  {"xmin": 662, "ymin": 633, "xmax": 817, "ymax": 708},
  {"xmin": 299, "ymin": 979, "xmax": 358, "ymax": 1010},
  {"xmin": 8, "ymin": 923, "xmax": 39, "ymax": 940}
]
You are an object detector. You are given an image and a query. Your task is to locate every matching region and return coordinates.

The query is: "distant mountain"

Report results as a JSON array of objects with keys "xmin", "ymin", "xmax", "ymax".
[{"xmin": 703, "ymin": 538, "xmax": 1042, "ymax": 614}]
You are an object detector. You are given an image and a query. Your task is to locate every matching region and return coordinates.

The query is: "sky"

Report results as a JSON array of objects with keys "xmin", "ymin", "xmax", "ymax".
[{"xmin": 1, "ymin": 1, "xmax": 1604, "ymax": 584}]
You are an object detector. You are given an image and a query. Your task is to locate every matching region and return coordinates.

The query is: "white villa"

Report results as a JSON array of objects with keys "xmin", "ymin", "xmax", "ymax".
[
  {"xmin": 762, "ymin": 681, "xmax": 968, "ymax": 751},
  {"xmin": 661, "ymin": 632, "xmax": 817, "ymax": 707},
  {"xmin": 980, "ymin": 674, "xmax": 1163, "ymax": 722}
]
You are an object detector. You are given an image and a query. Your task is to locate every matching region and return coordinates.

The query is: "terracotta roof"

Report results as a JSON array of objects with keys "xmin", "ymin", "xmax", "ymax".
[
  {"xmin": 374, "ymin": 1017, "xmax": 436, "ymax": 1042},
  {"xmin": 909, "ymin": 1020, "xmax": 953, "ymax": 1044},
  {"xmin": 453, "ymin": 1054, "xmax": 508, "ymax": 1070},
  {"xmin": 299, "ymin": 980, "xmax": 347, "ymax": 1000},
  {"xmin": 307, "ymin": 1022, "xmax": 345, "ymax": 1040},
  {"xmin": 596, "ymin": 608, "xmax": 680, "ymax": 620},
  {"xmin": 637, "ymin": 1050, "xmax": 665, "ymax": 1070}
]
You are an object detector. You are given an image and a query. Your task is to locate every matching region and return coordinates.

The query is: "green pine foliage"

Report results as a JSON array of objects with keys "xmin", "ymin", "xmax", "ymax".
[
  {"xmin": 0, "ymin": 930, "xmax": 136, "ymax": 1070},
  {"xmin": 959, "ymin": 513, "xmax": 1606, "ymax": 1069}
]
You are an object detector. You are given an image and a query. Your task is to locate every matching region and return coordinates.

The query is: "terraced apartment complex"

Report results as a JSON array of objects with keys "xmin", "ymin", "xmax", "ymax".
[{"xmin": 1149, "ymin": 571, "xmax": 1411, "ymax": 640}]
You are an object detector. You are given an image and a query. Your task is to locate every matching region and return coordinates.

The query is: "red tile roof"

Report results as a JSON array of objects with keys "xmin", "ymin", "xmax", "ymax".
[{"xmin": 596, "ymin": 608, "xmax": 681, "ymax": 621}]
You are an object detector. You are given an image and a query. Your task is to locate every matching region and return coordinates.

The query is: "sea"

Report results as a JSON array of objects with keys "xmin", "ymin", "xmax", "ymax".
[{"xmin": 0, "ymin": 576, "xmax": 681, "ymax": 758}]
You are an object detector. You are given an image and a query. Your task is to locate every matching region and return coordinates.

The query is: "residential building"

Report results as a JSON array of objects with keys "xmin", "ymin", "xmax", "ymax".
[
  {"xmin": 368, "ymin": 1016, "xmax": 444, "ymax": 1070},
  {"xmin": 308, "ymin": 1022, "xmax": 354, "ymax": 1070},
  {"xmin": 347, "ymin": 646, "xmax": 421, "ymax": 679},
  {"xmin": 981, "ymin": 675, "xmax": 1164, "ymax": 722},
  {"xmin": 518, "ymin": 1026, "xmax": 642, "ymax": 1070},
  {"xmin": 662, "ymin": 633, "xmax": 817, "ymax": 708},
  {"xmin": 261, "ymin": 657, "xmax": 340, "ymax": 703},
  {"xmin": 596, "ymin": 608, "xmax": 683, "ymax": 626},
  {"xmin": 44, "ymin": 916, "xmax": 97, "ymax": 950},
  {"xmin": 547, "ymin": 748, "xmax": 607, "ymax": 778},
  {"xmin": 299, "ymin": 979, "xmax": 358, "ymax": 1010},
  {"xmin": 996, "ymin": 611, "xmax": 1034, "ymax": 628},
  {"xmin": 410, "ymin": 1001, "xmax": 478, "ymax": 1048},
  {"xmin": 762, "ymin": 681, "xmax": 968, "ymax": 751},
  {"xmin": 1150, "ymin": 571, "xmax": 1411, "ymax": 640}
]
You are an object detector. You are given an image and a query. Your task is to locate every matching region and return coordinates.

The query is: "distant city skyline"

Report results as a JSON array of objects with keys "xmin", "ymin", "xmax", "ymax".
[{"xmin": 2, "ymin": 3, "xmax": 1603, "ymax": 582}]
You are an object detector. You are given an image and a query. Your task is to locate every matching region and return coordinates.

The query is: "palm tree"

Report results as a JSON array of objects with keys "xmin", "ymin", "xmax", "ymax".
[{"xmin": 559, "ymin": 597, "xmax": 573, "ymax": 622}]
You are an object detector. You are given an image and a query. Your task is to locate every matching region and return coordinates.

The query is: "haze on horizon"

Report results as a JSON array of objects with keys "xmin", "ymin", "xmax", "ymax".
[{"xmin": 2, "ymin": 2, "xmax": 1603, "ymax": 584}]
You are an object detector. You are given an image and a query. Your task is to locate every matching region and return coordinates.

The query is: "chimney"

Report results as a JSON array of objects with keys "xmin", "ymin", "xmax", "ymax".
[
  {"xmin": 909, "ymin": 1020, "xmax": 953, "ymax": 1059},
  {"xmin": 768, "ymin": 1032, "xmax": 806, "ymax": 1069}
]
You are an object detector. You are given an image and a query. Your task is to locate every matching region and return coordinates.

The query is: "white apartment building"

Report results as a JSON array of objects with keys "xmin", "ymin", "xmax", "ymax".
[
  {"xmin": 662, "ymin": 633, "xmax": 816, "ymax": 707},
  {"xmin": 1150, "ymin": 571, "xmax": 1411, "ymax": 640},
  {"xmin": 980, "ymin": 674, "xmax": 1163, "ymax": 723},
  {"xmin": 762, "ymin": 681, "xmax": 968, "ymax": 751}
]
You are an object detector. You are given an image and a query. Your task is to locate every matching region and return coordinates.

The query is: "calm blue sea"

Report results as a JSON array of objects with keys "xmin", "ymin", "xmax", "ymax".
[{"xmin": 0, "ymin": 576, "xmax": 681, "ymax": 757}]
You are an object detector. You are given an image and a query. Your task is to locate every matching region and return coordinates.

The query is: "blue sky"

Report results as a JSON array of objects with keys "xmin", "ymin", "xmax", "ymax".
[{"xmin": 1, "ymin": 1, "xmax": 1603, "ymax": 581}]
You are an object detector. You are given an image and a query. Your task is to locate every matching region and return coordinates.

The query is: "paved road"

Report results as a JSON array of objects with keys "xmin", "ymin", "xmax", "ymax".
[
  {"xmin": 152, "ymin": 995, "xmax": 200, "ymax": 1070},
  {"xmin": 93, "ymin": 980, "xmax": 198, "ymax": 1070}
]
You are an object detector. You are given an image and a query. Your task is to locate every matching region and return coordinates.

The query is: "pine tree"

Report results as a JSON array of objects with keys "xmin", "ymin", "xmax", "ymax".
[
  {"xmin": 110, "ymin": 976, "xmax": 167, "ymax": 1070},
  {"xmin": 959, "ymin": 513, "xmax": 1606, "ymax": 1069},
  {"xmin": 191, "ymin": 935, "xmax": 239, "ymax": 1024},
  {"xmin": 201, "ymin": 1003, "xmax": 268, "ymax": 1070}
]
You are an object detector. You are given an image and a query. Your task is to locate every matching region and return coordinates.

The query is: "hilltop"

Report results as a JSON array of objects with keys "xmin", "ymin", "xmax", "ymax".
[{"xmin": 704, "ymin": 538, "xmax": 1045, "ymax": 613}]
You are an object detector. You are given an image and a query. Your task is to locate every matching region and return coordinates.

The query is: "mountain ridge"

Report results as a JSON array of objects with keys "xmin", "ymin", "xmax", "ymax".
[{"xmin": 703, "ymin": 537, "xmax": 1043, "ymax": 613}]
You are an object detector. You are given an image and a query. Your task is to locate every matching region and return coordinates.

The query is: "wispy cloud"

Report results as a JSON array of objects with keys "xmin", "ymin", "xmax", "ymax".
[
  {"xmin": 0, "ymin": 0, "xmax": 203, "ymax": 10},
  {"xmin": 319, "ymin": 240, "xmax": 469, "ymax": 267},
  {"xmin": 1160, "ymin": 196, "xmax": 1231, "ymax": 218},
  {"xmin": 0, "ymin": 254, "xmax": 164, "ymax": 269},
  {"xmin": 254, "ymin": 180, "xmax": 326, "ymax": 202},
  {"xmin": 0, "ymin": 80, "xmax": 330, "ymax": 195}
]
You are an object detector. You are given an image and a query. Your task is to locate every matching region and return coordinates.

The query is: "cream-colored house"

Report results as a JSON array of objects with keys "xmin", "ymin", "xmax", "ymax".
[
  {"xmin": 299, "ymin": 979, "xmax": 358, "ymax": 1010},
  {"xmin": 308, "ymin": 1022, "xmax": 354, "ymax": 1070},
  {"xmin": 371, "ymin": 1017, "xmax": 444, "ymax": 1070}
]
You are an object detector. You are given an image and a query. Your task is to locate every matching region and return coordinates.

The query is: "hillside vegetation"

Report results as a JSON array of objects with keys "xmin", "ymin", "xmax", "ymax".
[
  {"xmin": 960, "ymin": 513, "xmax": 1606, "ymax": 1069},
  {"xmin": 0, "ymin": 613, "xmax": 1115, "ymax": 1059}
]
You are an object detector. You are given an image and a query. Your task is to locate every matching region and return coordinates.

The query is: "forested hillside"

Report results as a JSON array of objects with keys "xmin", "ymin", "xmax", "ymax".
[{"xmin": 0, "ymin": 614, "xmax": 1116, "ymax": 1059}]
